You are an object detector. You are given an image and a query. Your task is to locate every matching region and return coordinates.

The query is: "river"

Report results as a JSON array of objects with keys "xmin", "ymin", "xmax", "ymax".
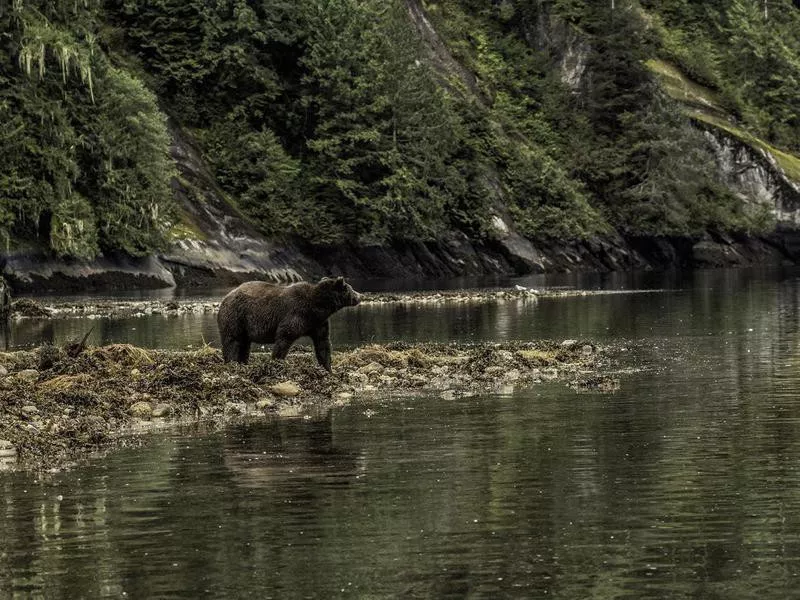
[{"xmin": 2, "ymin": 267, "xmax": 800, "ymax": 598}]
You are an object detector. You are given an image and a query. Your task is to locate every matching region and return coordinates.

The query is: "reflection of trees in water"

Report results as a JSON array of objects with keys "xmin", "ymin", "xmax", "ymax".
[{"xmin": 0, "ymin": 436, "xmax": 179, "ymax": 598}]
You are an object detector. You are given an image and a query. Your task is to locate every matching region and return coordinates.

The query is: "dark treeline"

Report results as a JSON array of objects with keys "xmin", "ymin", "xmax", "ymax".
[{"xmin": 1, "ymin": 0, "xmax": 798, "ymax": 260}]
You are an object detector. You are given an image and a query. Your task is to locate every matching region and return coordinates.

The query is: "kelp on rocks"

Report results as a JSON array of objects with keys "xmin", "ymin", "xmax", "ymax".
[{"xmin": 0, "ymin": 340, "xmax": 613, "ymax": 471}]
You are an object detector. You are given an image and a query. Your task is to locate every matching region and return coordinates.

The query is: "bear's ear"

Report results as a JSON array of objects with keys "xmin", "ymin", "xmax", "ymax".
[{"xmin": 335, "ymin": 276, "xmax": 345, "ymax": 288}]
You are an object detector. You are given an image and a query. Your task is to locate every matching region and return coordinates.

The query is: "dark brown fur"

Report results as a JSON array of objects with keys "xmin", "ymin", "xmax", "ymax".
[{"xmin": 217, "ymin": 277, "xmax": 361, "ymax": 371}]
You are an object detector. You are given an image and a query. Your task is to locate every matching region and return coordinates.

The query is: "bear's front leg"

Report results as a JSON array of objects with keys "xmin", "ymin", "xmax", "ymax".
[
  {"xmin": 311, "ymin": 322, "xmax": 332, "ymax": 372},
  {"xmin": 222, "ymin": 336, "xmax": 246, "ymax": 363}
]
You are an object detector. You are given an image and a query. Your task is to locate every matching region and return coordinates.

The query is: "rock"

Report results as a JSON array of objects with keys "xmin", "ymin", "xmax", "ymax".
[
  {"xmin": 152, "ymin": 403, "xmax": 173, "ymax": 418},
  {"xmin": 336, "ymin": 392, "xmax": 354, "ymax": 400},
  {"xmin": 0, "ymin": 440, "xmax": 17, "ymax": 458},
  {"xmin": 224, "ymin": 402, "xmax": 247, "ymax": 415},
  {"xmin": 692, "ymin": 239, "xmax": 743, "ymax": 267},
  {"xmin": 21, "ymin": 405, "xmax": 39, "ymax": 416},
  {"xmin": 561, "ymin": 339, "xmax": 579, "ymax": 349},
  {"xmin": 581, "ymin": 344, "xmax": 594, "ymax": 355},
  {"xmin": 571, "ymin": 375, "xmax": 620, "ymax": 394},
  {"xmin": 129, "ymin": 401, "xmax": 153, "ymax": 418},
  {"xmin": 408, "ymin": 375, "xmax": 428, "ymax": 387},
  {"xmin": 130, "ymin": 368, "xmax": 141, "ymax": 377},
  {"xmin": 347, "ymin": 372, "xmax": 369, "ymax": 386},
  {"xmin": 484, "ymin": 365, "xmax": 505, "ymax": 375},
  {"xmin": 495, "ymin": 350, "xmax": 514, "ymax": 363},
  {"xmin": 17, "ymin": 369, "xmax": 39, "ymax": 382},
  {"xmin": 11, "ymin": 298, "xmax": 51, "ymax": 318},
  {"xmin": 358, "ymin": 361, "xmax": 384, "ymax": 375},
  {"xmin": 504, "ymin": 369, "xmax": 521, "ymax": 382},
  {"xmin": 0, "ymin": 365, "xmax": 6, "ymax": 376},
  {"xmin": 82, "ymin": 415, "xmax": 105, "ymax": 429},
  {"xmin": 255, "ymin": 399, "xmax": 275, "ymax": 410},
  {"xmin": 270, "ymin": 381, "xmax": 301, "ymax": 397}
]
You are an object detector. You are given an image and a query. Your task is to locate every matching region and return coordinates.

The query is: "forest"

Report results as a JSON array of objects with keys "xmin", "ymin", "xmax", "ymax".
[{"xmin": 1, "ymin": 0, "xmax": 799, "ymax": 260}]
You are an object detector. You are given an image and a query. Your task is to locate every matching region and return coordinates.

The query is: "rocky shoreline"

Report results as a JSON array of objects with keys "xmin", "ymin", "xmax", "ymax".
[
  {"xmin": 8, "ymin": 287, "xmax": 665, "ymax": 320},
  {"xmin": 0, "ymin": 340, "xmax": 624, "ymax": 472}
]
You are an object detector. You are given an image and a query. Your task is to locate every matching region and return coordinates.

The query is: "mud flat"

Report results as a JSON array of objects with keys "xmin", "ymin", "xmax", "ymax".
[
  {"xmin": 0, "ymin": 339, "xmax": 623, "ymax": 472},
  {"xmin": 9, "ymin": 287, "xmax": 665, "ymax": 320}
]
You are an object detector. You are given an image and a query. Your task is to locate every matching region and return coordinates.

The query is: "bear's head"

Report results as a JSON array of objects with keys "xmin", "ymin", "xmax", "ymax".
[{"xmin": 318, "ymin": 276, "xmax": 361, "ymax": 309}]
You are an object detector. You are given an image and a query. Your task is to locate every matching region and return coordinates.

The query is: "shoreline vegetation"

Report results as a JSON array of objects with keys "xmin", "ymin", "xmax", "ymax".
[
  {"xmin": 0, "ymin": 339, "xmax": 625, "ymax": 473},
  {"xmin": 7, "ymin": 287, "xmax": 666, "ymax": 320}
]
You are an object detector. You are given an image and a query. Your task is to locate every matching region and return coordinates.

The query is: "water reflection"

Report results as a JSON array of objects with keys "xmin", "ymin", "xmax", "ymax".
[
  {"xmin": 4, "ymin": 268, "xmax": 800, "ymax": 596},
  {"xmin": 6, "ymin": 266, "xmax": 800, "ymax": 350},
  {"xmin": 222, "ymin": 417, "xmax": 366, "ymax": 489}
]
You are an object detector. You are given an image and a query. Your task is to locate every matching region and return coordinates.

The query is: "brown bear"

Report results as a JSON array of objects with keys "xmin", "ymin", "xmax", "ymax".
[{"xmin": 217, "ymin": 276, "xmax": 361, "ymax": 371}]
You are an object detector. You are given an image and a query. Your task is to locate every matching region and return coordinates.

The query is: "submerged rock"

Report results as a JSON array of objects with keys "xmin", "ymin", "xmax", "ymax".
[{"xmin": 571, "ymin": 374, "xmax": 620, "ymax": 393}]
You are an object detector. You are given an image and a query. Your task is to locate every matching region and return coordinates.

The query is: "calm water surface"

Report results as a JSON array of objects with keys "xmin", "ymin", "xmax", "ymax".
[{"xmin": 3, "ymin": 268, "xmax": 800, "ymax": 598}]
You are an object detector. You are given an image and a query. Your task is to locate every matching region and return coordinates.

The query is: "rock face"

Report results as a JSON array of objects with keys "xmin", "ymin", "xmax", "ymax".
[
  {"xmin": 159, "ymin": 123, "xmax": 308, "ymax": 287},
  {"xmin": 4, "ymin": 252, "xmax": 176, "ymax": 293},
  {"xmin": 703, "ymin": 127, "xmax": 800, "ymax": 227}
]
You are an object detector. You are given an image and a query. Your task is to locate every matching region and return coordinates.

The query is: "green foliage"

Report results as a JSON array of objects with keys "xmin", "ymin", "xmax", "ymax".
[
  {"xmin": 50, "ymin": 194, "xmax": 99, "ymax": 259},
  {"xmin": 3, "ymin": 0, "xmax": 799, "ymax": 257},
  {"xmin": 642, "ymin": 0, "xmax": 800, "ymax": 151},
  {"xmin": 201, "ymin": 119, "xmax": 304, "ymax": 239},
  {"xmin": 0, "ymin": 0, "xmax": 175, "ymax": 259}
]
